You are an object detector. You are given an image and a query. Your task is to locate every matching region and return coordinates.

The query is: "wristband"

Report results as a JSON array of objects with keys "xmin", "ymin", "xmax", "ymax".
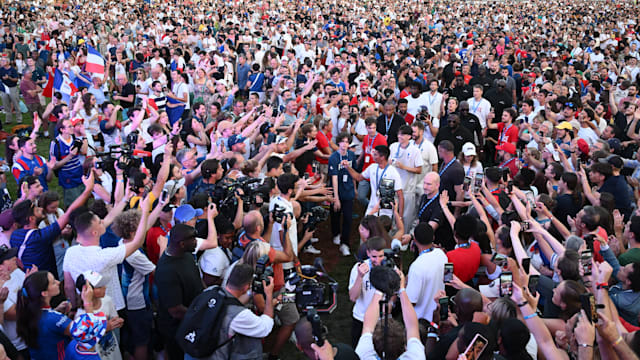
[
  {"xmin": 596, "ymin": 282, "xmax": 609, "ymax": 290},
  {"xmin": 523, "ymin": 313, "xmax": 538, "ymax": 320},
  {"xmin": 116, "ymin": 179, "xmax": 124, "ymax": 183},
  {"xmin": 294, "ymin": 261, "xmax": 301, "ymax": 267},
  {"xmin": 517, "ymin": 300, "xmax": 528, "ymax": 307},
  {"xmin": 613, "ymin": 336, "xmax": 624, "ymax": 346},
  {"xmin": 578, "ymin": 343, "xmax": 593, "ymax": 348},
  {"xmin": 398, "ymin": 288, "xmax": 406, "ymax": 295}
]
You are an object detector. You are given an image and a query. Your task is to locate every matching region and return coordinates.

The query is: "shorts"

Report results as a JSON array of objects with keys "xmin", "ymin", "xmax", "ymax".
[
  {"xmin": 275, "ymin": 298, "xmax": 300, "ymax": 326},
  {"xmin": 123, "ymin": 307, "xmax": 153, "ymax": 348}
]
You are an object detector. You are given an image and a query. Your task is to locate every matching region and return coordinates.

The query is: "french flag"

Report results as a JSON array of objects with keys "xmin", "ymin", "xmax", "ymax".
[
  {"xmin": 85, "ymin": 44, "xmax": 105, "ymax": 74},
  {"xmin": 53, "ymin": 69, "xmax": 78, "ymax": 96}
]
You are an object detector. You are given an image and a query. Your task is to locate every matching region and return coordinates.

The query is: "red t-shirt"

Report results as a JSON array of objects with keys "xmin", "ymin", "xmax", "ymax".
[
  {"xmin": 447, "ymin": 242, "xmax": 482, "ymax": 283},
  {"xmin": 239, "ymin": 234, "xmax": 285, "ymax": 291},
  {"xmin": 497, "ymin": 122, "xmax": 519, "ymax": 145},
  {"xmin": 361, "ymin": 133, "xmax": 388, "ymax": 172},
  {"xmin": 315, "ymin": 131, "xmax": 331, "ymax": 164}
]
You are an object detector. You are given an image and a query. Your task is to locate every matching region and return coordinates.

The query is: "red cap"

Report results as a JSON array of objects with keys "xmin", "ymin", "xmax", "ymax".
[
  {"xmin": 577, "ymin": 138, "xmax": 589, "ymax": 155},
  {"xmin": 70, "ymin": 118, "xmax": 84, "ymax": 126},
  {"xmin": 496, "ymin": 142, "xmax": 516, "ymax": 155}
]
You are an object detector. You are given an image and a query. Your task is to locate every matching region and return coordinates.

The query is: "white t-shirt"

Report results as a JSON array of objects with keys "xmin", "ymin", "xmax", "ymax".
[
  {"xmin": 424, "ymin": 91, "xmax": 443, "ymax": 119},
  {"xmin": 351, "ymin": 118, "xmax": 368, "ymax": 155},
  {"xmin": 406, "ymin": 248, "xmax": 448, "ymax": 321},
  {"xmin": 405, "ymin": 93, "xmax": 429, "ymax": 117},
  {"xmin": 63, "ymin": 244, "xmax": 127, "ymax": 310},
  {"xmin": 348, "ymin": 259, "xmax": 377, "ymax": 321},
  {"xmin": 121, "ymin": 242, "xmax": 155, "ymax": 310},
  {"xmin": 468, "ymin": 97, "xmax": 492, "ymax": 128},
  {"xmin": 389, "ymin": 143, "xmax": 424, "ymax": 194},
  {"xmin": 3, "ymin": 269, "xmax": 26, "ymax": 350},
  {"xmin": 577, "ymin": 127, "xmax": 599, "ymax": 146},
  {"xmin": 362, "ymin": 163, "xmax": 403, "ymax": 217},
  {"xmin": 356, "ymin": 333, "xmax": 425, "ymax": 360},
  {"xmin": 269, "ymin": 196, "xmax": 298, "ymax": 270},
  {"xmin": 172, "ymin": 82, "xmax": 190, "ymax": 110},
  {"xmin": 199, "ymin": 247, "xmax": 232, "ymax": 277}
]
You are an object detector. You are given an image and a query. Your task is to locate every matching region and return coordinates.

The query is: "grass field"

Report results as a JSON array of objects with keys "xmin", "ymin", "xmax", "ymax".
[{"xmin": 0, "ymin": 110, "xmax": 408, "ymax": 359}]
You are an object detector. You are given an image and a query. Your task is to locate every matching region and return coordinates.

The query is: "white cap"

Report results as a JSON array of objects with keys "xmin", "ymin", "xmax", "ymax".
[{"xmin": 462, "ymin": 142, "xmax": 477, "ymax": 156}]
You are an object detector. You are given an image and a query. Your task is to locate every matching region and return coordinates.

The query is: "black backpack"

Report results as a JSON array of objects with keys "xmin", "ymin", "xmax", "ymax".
[{"xmin": 175, "ymin": 286, "xmax": 242, "ymax": 357}]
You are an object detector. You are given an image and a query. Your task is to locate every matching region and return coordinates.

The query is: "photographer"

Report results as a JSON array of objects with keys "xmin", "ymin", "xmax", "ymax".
[
  {"xmin": 188, "ymin": 263, "xmax": 275, "ymax": 360},
  {"xmin": 190, "ymin": 159, "xmax": 224, "ymax": 200},
  {"xmin": 344, "ymin": 145, "xmax": 403, "ymax": 219},
  {"xmin": 348, "ymin": 236, "xmax": 387, "ymax": 348},
  {"xmin": 355, "ymin": 266, "xmax": 425, "ymax": 360}
]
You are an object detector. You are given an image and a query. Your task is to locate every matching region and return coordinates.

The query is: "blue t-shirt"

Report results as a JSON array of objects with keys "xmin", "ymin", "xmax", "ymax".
[
  {"xmin": 12, "ymin": 154, "xmax": 49, "ymax": 191},
  {"xmin": 30, "ymin": 309, "xmax": 72, "ymax": 360},
  {"xmin": 10, "ymin": 222, "xmax": 61, "ymax": 275},
  {"xmin": 328, "ymin": 150, "xmax": 356, "ymax": 201},
  {"xmin": 0, "ymin": 66, "xmax": 19, "ymax": 87},
  {"xmin": 237, "ymin": 63, "xmax": 251, "ymax": 89},
  {"xmin": 50, "ymin": 136, "xmax": 84, "ymax": 189},
  {"xmin": 248, "ymin": 72, "xmax": 265, "ymax": 92}
]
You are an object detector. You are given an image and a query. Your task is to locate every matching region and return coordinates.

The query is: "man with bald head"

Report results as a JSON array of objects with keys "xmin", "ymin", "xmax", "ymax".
[{"xmin": 113, "ymin": 73, "xmax": 136, "ymax": 119}]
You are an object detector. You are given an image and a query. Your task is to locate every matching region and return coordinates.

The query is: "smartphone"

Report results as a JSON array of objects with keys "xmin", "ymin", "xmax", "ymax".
[
  {"xmin": 507, "ymin": 180, "xmax": 514, "ymax": 192},
  {"xmin": 576, "ymin": 158, "xmax": 581, "ymax": 170},
  {"xmin": 580, "ymin": 250, "xmax": 593, "ymax": 276},
  {"xmin": 463, "ymin": 176, "xmax": 472, "ymax": 192},
  {"xmin": 161, "ymin": 189, "xmax": 169, "ymax": 202},
  {"xmin": 473, "ymin": 172, "xmax": 483, "ymax": 192},
  {"xmin": 521, "ymin": 220, "xmax": 530, "ymax": 231},
  {"xmin": 521, "ymin": 257, "xmax": 531, "ymax": 275},
  {"xmin": 491, "ymin": 253, "xmax": 508, "ymax": 268},
  {"xmin": 462, "ymin": 333, "xmax": 488, "ymax": 360},
  {"xmin": 303, "ymin": 173, "xmax": 310, "ymax": 180},
  {"xmin": 580, "ymin": 293, "xmax": 598, "ymax": 323},
  {"xmin": 528, "ymin": 274, "xmax": 540, "ymax": 297},
  {"xmin": 584, "ymin": 234, "xmax": 595, "ymax": 253},
  {"xmin": 438, "ymin": 297, "xmax": 449, "ymax": 321},
  {"xmin": 444, "ymin": 263, "xmax": 454, "ymax": 283},
  {"xmin": 500, "ymin": 271, "xmax": 513, "ymax": 297}
]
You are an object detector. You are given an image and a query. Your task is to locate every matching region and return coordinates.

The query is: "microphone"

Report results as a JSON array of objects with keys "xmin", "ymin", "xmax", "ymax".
[{"xmin": 132, "ymin": 149, "xmax": 151, "ymax": 157}]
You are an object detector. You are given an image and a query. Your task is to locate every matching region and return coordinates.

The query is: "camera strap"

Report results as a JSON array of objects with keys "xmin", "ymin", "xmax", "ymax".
[{"xmin": 375, "ymin": 165, "xmax": 389, "ymax": 192}]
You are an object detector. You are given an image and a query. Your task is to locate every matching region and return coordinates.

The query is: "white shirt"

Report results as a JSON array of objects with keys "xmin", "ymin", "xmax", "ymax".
[
  {"xmin": 229, "ymin": 309, "xmax": 274, "ymax": 338},
  {"xmin": 200, "ymin": 247, "xmax": 232, "ymax": 277},
  {"xmin": 468, "ymin": 97, "xmax": 491, "ymax": 128},
  {"xmin": 412, "ymin": 138, "xmax": 439, "ymax": 195},
  {"xmin": 389, "ymin": 142, "xmax": 423, "ymax": 194},
  {"xmin": 405, "ymin": 93, "xmax": 430, "ymax": 117},
  {"xmin": 63, "ymin": 243, "xmax": 127, "ymax": 310},
  {"xmin": 577, "ymin": 126, "xmax": 599, "ymax": 146},
  {"xmin": 269, "ymin": 196, "xmax": 297, "ymax": 270},
  {"xmin": 362, "ymin": 163, "xmax": 403, "ymax": 217},
  {"xmin": 425, "ymin": 91, "xmax": 443, "ymax": 119},
  {"xmin": 121, "ymin": 241, "xmax": 155, "ymax": 310},
  {"xmin": 3, "ymin": 269, "xmax": 26, "ymax": 350},
  {"xmin": 406, "ymin": 248, "xmax": 448, "ymax": 321},
  {"xmin": 351, "ymin": 118, "xmax": 368, "ymax": 155},
  {"xmin": 356, "ymin": 333, "xmax": 425, "ymax": 360},
  {"xmin": 172, "ymin": 82, "xmax": 190, "ymax": 110},
  {"xmin": 348, "ymin": 260, "xmax": 377, "ymax": 321}
]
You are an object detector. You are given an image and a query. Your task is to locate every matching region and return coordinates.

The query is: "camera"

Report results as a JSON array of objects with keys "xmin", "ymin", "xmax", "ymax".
[
  {"xmin": 273, "ymin": 204, "xmax": 286, "ymax": 224},
  {"xmin": 252, "ymin": 254, "xmax": 274, "ymax": 295},
  {"xmin": 303, "ymin": 206, "xmax": 329, "ymax": 232},
  {"xmin": 379, "ymin": 178, "xmax": 395, "ymax": 210},
  {"xmin": 382, "ymin": 245, "xmax": 401, "ymax": 269},
  {"xmin": 306, "ymin": 309, "xmax": 327, "ymax": 346},
  {"xmin": 283, "ymin": 258, "xmax": 338, "ymax": 313},
  {"xmin": 282, "ymin": 162, "xmax": 292, "ymax": 173},
  {"xmin": 311, "ymin": 160, "xmax": 319, "ymax": 175}
]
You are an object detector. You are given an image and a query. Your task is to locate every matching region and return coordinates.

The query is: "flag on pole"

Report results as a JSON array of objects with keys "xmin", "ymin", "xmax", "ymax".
[
  {"xmin": 53, "ymin": 69, "xmax": 78, "ymax": 96},
  {"xmin": 85, "ymin": 44, "xmax": 105, "ymax": 74}
]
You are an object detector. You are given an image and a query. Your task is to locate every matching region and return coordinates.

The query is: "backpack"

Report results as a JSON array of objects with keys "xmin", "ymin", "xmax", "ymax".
[{"xmin": 175, "ymin": 286, "xmax": 241, "ymax": 358}]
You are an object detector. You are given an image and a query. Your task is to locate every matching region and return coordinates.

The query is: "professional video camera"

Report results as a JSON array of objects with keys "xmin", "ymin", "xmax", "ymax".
[
  {"xmin": 306, "ymin": 309, "xmax": 327, "ymax": 347},
  {"xmin": 379, "ymin": 178, "xmax": 395, "ymax": 210},
  {"xmin": 282, "ymin": 258, "xmax": 338, "ymax": 313},
  {"xmin": 95, "ymin": 132, "xmax": 150, "ymax": 174},
  {"xmin": 252, "ymin": 254, "xmax": 274, "ymax": 296},
  {"xmin": 273, "ymin": 204, "xmax": 287, "ymax": 223},
  {"xmin": 212, "ymin": 177, "xmax": 270, "ymax": 219},
  {"xmin": 303, "ymin": 206, "xmax": 329, "ymax": 232},
  {"xmin": 381, "ymin": 246, "xmax": 401, "ymax": 269}
]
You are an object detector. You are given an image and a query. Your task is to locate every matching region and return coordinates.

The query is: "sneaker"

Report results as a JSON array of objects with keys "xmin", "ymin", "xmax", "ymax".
[
  {"xmin": 333, "ymin": 235, "xmax": 341, "ymax": 245},
  {"xmin": 340, "ymin": 244, "xmax": 351, "ymax": 256},
  {"xmin": 44, "ymin": 131, "xmax": 49, "ymax": 137},
  {"xmin": 304, "ymin": 245, "xmax": 321, "ymax": 254},
  {"xmin": 310, "ymin": 237, "xmax": 319, "ymax": 243}
]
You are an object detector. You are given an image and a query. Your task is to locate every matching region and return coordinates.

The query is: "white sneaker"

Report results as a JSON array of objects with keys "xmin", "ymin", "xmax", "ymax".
[
  {"xmin": 340, "ymin": 244, "xmax": 351, "ymax": 256},
  {"xmin": 310, "ymin": 237, "xmax": 319, "ymax": 243},
  {"xmin": 304, "ymin": 245, "xmax": 321, "ymax": 254},
  {"xmin": 44, "ymin": 131, "xmax": 49, "ymax": 137},
  {"xmin": 333, "ymin": 235, "xmax": 341, "ymax": 245}
]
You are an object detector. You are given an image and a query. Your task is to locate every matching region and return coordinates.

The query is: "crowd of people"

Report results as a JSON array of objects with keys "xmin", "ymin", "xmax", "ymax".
[{"xmin": 0, "ymin": 0, "xmax": 639, "ymax": 359}]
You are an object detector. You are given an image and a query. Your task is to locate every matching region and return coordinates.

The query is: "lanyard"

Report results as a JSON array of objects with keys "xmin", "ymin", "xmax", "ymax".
[
  {"xmin": 439, "ymin": 158, "xmax": 456, "ymax": 176},
  {"xmin": 418, "ymin": 193, "xmax": 439, "ymax": 218},
  {"xmin": 416, "ymin": 138, "xmax": 424, "ymax": 151},
  {"xmin": 471, "ymin": 98, "xmax": 481, "ymax": 113},
  {"xmin": 500, "ymin": 124, "xmax": 512, "ymax": 143},
  {"xmin": 385, "ymin": 116, "xmax": 392, "ymax": 135},
  {"xmin": 428, "ymin": 92, "xmax": 437, "ymax": 106},
  {"xmin": 419, "ymin": 247, "xmax": 434, "ymax": 256},
  {"xmin": 500, "ymin": 158, "xmax": 515, "ymax": 169},
  {"xmin": 376, "ymin": 165, "xmax": 389, "ymax": 191},
  {"xmin": 490, "ymin": 187, "xmax": 500, "ymax": 193},
  {"xmin": 455, "ymin": 242, "xmax": 471, "ymax": 249},
  {"xmin": 368, "ymin": 134, "xmax": 377, "ymax": 151},
  {"xmin": 395, "ymin": 143, "xmax": 408, "ymax": 159}
]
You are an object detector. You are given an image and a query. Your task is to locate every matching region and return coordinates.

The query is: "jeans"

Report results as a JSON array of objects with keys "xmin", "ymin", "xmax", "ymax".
[
  {"xmin": 331, "ymin": 198, "xmax": 354, "ymax": 246},
  {"xmin": 1, "ymin": 86, "xmax": 20, "ymax": 123},
  {"xmin": 357, "ymin": 180, "xmax": 370, "ymax": 208}
]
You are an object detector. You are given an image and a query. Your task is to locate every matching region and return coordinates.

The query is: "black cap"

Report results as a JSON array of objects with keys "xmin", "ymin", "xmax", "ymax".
[{"xmin": 0, "ymin": 246, "xmax": 17, "ymax": 263}]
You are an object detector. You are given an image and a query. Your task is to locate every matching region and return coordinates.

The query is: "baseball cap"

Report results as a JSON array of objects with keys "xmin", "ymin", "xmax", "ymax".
[
  {"xmin": 275, "ymin": 135, "xmax": 288, "ymax": 144},
  {"xmin": 495, "ymin": 142, "xmax": 516, "ymax": 155},
  {"xmin": 0, "ymin": 246, "xmax": 17, "ymax": 263},
  {"xmin": 576, "ymin": 138, "xmax": 589, "ymax": 155},
  {"xmin": 76, "ymin": 270, "xmax": 109, "ymax": 290},
  {"xmin": 600, "ymin": 154, "xmax": 624, "ymax": 169},
  {"xmin": 556, "ymin": 121, "xmax": 573, "ymax": 130},
  {"xmin": 0, "ymin": 209, "xmax": 15, "ymax": 231},
  {"xmin": 228, "ymin": 134, "xmax": 246, "ymax": 148},
  {"xmin": 462, "ymin": 142, "xmax": 477, "ymax": 156},
  {"xmin": 260, "ymin": 122, "xmax": 273, "ymax": 135},
  {"xmin": 608, "ymin": 138, "xmax": 622, "ymax": 153},
  {"xmin": 163, "ymin": 178, "xmax": 185, "ymax": 201},
  {"xmin": 174, "ymin": 204, "xmax": 203, "ymax": 224}
]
